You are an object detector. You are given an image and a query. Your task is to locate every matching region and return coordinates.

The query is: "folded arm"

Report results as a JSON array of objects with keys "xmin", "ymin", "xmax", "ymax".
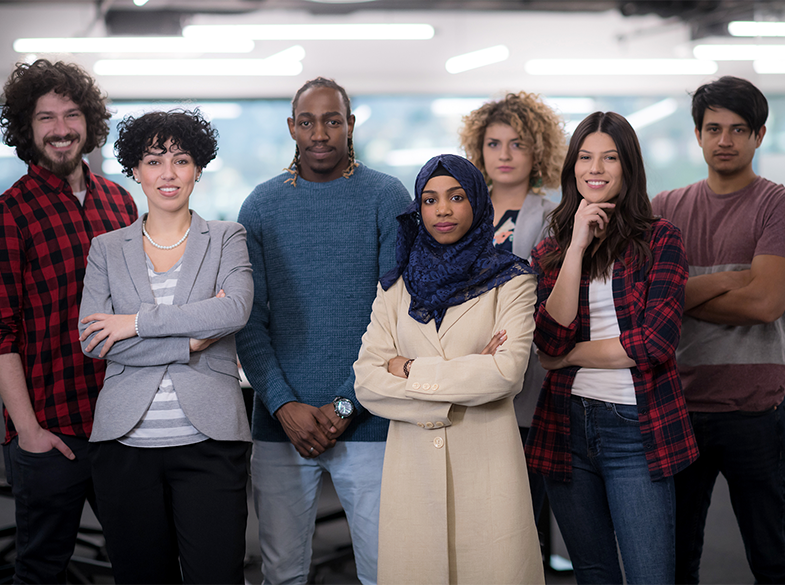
[{"xmin": 686, "ymin": 255, "xmax": 785, "ymax": 325}]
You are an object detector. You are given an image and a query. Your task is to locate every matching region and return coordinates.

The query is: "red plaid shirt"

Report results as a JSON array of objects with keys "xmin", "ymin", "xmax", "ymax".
[
  {"xmin": 0, "ymin": 162, "xmax": 138, "ymax": 442},
  {"xmin": 525, "ymin": 219, "xmax": 698, "ymax": 482}
]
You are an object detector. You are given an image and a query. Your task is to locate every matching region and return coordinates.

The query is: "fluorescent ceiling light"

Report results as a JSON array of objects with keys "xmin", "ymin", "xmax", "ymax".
[
  {"xmin": 14, "ymin": 37, "xmax": 254, "ymax": 54},
  {"xmin": 109, "ymin": 103, "xmax": 243, "ymax": 120},
  {"xmin": 94, "ymin": 46, "xmax": 305, "ymax": 76},
  {"xmin": 133, "ymin": 0, "xmax": 150, "ymax": 5},
  {"xmin": 525, "ymin": 59, "xmax": 717, "ymax": 75},
  {"xmin": 446, "ymin": 45, "xmax": 509, "ymax": 74},
  {"xmin": 693, "ymin": 44, "xmax": 785, "ymax": 60},
  {"xmin": 753, "ymin": 59, "xmax": 785, "ymax": 73},
  {"xmin": 626, "ymin": 98, "xmax": 679, "ymax": 130},
  {"xmin": 183, "ymin": 23, "xmax": 433, "ymax": 41},
  {"xmin": 729, "ymin": 21, "xmax": 785, "ymax": 37}
]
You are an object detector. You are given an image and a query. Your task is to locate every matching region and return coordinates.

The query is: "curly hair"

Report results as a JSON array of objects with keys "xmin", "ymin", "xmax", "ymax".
[
  {"xmin": 114, "ymin": 109, "xmax": 218, "ymax": 178},
  {"xmin": 0, "ymin": 59, "xmax": 110, "ymax": 164},
  {"xmin": 284, "ymin": 76, "xmax": 357, "ymax": 187},
  {"xmin": 459, "ymin": 91, "xmax": 567, "ymax": 192},
  {"xmin": 541, "ymin": 111, "xmax": 654, "ymax": 280}
]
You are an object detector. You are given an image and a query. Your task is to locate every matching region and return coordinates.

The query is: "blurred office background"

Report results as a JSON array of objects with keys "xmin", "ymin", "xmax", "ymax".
[
  {"xmin": 0, "ymin": 1, "xmax": 779, "ymax": 583},
  {"xmin": 4, "ymin": 0, "xmax": 785, "ymax": 215}
]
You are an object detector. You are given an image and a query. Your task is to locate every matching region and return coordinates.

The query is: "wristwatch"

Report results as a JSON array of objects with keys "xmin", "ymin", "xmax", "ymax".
[{"xmin": 333, "ymin": 397, "xmax": 355, "ymax": 419}]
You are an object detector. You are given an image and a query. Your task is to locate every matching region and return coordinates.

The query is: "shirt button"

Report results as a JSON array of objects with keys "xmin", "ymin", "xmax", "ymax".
[
  {"xmin": 417, "ymin": 423, "xmax": 424, "ymax": 428},
  {"xmin": 412, "ymin": 382, "xmax": 420, "ymax": 390},
  {"xmin": 422, "ymin": 383, "xmax": 431, "ymax": 390},
  {"xmin": 434, "ymin": 421, "xmax": 444, "ymax": 428},
  {"xmin": 433, "ymin": 437, "xmax": 444, "ymax": 449},
  {"xmin": 431, "ymin": 384, "xmax": 439, "ymax": 391},
  {"xmin": 425, "ymin": 422, "xmax": 434, "ymax": 428}
]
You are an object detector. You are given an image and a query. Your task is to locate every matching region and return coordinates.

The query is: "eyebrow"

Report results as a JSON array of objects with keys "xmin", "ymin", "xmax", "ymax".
[
  {"xmin": 422, "ymin": 186, "xmax": 465, "ymax": 194},
  {"xmin": 297, "ymin": 111, "xmax": 343, "ymax": 118},
  {"xmin": 579, "ymin": 149, "xmax": 618, "ymax": 154},
  {"xmin": 34, "ymin": 108, "xmax": 81, "ymax": 117}
]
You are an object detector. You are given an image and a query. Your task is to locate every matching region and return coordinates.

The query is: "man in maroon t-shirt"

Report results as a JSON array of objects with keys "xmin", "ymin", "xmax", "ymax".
[
  {"xmin": 652, "ymin": 76, "xmax": 785, "ymax": 583},
  {"xmin": 0, "ymin": 60, "xmax": 137, "ymax": 583}
]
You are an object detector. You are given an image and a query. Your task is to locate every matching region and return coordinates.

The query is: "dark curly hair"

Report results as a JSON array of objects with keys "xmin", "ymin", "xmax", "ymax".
[
  {"xmin": 0, "ymin": 59, "xmax": 110, "ymax": 164},
  {"xmin": 114, "ymin": 109, "xmax": 218, "ymax": 178},
  {"xmin": 542, "ymin": 111, "xmax": 654, "ymax": 279}
]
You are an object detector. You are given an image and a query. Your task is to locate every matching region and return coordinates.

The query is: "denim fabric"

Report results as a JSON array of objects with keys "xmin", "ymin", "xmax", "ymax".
[
  {"xmin": 674, "ymin": 399, "xmax": 785, "ymax": 584},
  {"xmin": 544, "ymin": 397, "xmax": 675, "ymax": 585},
  {"xmin": 251, "ymin": 441, "xmax": 385, "ymax": 585},
  {"xmin": 3, "ymin": 434, "xmax": 95, "ymax": 584}
]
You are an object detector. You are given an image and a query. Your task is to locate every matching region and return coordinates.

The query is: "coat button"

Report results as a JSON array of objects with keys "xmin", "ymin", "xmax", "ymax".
[
  {"xmin": 434, "ymin": 421, "xmax": 444, "ymax": 428},
  {"xmin": 425, "ymin": 422, "xmax": 434, "ymax": 428},
  {"xmin": 422, "ymin": 383, "xmax": 431, "ymax": 390},
  {"xmin": 433, "ymin": 437, "xmax": 444, "ymax": 449},
  {"xmin": 417, "ymin": 422, "xmax": 424, "ymax": 428},
  {"xmin": 412, "ymin": 382, "xmax": 420, "ymax": 389}
]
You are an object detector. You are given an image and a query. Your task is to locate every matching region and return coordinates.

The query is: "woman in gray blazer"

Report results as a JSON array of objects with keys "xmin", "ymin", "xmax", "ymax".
[{"xmin": 78, "ymin": 110, "xmax": 253, "ymax": 584}]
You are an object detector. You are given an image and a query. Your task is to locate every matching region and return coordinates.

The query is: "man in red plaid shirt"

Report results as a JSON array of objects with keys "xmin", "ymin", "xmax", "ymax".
[{"xmin": 0, "ymin": 59, "xmax": 137, "ymax": 583}]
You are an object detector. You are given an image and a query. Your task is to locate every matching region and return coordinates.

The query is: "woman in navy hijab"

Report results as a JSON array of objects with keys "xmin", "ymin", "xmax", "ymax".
[{"xmin": 354, "ymin": 154, "xmax": 544, "ymax": 584}]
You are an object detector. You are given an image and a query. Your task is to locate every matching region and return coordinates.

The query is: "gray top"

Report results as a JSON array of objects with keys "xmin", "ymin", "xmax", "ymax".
[{"xmin": 79, "ymin": 211, "xmax": 253, "ymax": 443}]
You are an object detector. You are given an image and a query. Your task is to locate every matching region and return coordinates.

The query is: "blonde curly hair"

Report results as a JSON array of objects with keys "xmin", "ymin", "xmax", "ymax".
[{"xmin": 459, "ymin": 91, "xmax": 567, "ymax": 192}]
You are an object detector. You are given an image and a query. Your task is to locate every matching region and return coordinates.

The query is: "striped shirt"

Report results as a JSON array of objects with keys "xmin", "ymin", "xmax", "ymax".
[{"xmin": 119, "ymin": 255, "xmax": 207, "ymax": 448}]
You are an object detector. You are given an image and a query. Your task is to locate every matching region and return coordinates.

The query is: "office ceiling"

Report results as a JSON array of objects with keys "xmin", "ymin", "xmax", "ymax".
[{"xmin": 2, "ymin": 0, "xmax": 785, "ymax": 99}]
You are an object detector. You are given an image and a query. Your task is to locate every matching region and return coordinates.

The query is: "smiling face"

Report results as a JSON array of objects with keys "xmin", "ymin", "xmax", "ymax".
[
  {"xmin": 482, "ymin": 123, "xmax": 534, "ymax": 190},
  {"xmin": 696, "ymin": 106, "xmax": 764, "ymax": 181},
  {"xmin": 287, "ymin": 86, "xmax": 355, "ymax": 183},
  {"xmin": 574, "ymin": 132, "xmax": 623, "ymax": 204},
  {"xmin": 31, "ymin": 90, "xmax": 87, "ymax": 178},
  {"xmin": 420, "ymin": 174, "xmax": 474, "ymax": 245},
  {"xmin": 133, "ymin": 138, "xmax": 199, "ymax": 215}
]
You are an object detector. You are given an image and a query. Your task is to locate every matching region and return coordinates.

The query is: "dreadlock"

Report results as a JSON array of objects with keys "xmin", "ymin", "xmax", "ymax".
[{"xmin": 284, "ymin": 77, "xmax": 358, "ymax": 187}]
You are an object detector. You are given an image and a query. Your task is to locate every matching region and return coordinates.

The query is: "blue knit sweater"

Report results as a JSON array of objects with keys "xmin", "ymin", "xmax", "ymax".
[{"xmin": 237, "ymin": 164, "xmax": 411, "ymax": 442}]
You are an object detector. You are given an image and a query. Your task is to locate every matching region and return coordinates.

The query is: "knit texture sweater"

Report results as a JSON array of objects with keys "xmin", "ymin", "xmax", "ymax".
[{"xmin": 237, "ymin": 164, "xmax": 411, "ymax": 442}]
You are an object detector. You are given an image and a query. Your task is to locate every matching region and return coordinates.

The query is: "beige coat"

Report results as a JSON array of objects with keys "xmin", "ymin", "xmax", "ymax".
[{"xmin": 354, "ymin": 274, "xmax": 544, "ymax": 585}]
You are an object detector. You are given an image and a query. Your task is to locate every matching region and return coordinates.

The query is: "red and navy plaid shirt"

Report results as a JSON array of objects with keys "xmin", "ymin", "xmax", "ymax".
[
  {"xmin": 525, "ymin": 219, "xmax": 698, "ymax": 482},
  {"xmin": 0, "ymin": 162, "xmax": 138, "ymax": 443}
]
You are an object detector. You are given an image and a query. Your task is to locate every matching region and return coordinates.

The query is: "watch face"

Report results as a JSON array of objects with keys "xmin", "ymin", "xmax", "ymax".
[{"xmin": 335, "ymin": 399, "xmax": 354, "ymax": 418}]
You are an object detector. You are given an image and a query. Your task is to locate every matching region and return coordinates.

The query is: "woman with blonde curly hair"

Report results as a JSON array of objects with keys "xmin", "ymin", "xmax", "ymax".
[
  {"xmin": 459, "ymin": 92, "xmax": 567, "ymax": 522},
  {"xmin": 459, "ymin": 91, "xmax": 566, "ymax": 259}
]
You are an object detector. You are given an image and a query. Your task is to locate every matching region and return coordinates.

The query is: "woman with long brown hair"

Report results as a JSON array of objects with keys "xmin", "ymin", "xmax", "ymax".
[{"xmin": 526, "ymin": 111, "xmax": 698, "ymax": 584}]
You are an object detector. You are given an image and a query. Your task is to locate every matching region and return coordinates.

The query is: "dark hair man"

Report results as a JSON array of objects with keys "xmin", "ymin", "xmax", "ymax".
[
  {"xmin": 236, "ymin": 77, "xmax": 410, "ymax": 584},
  {"xmin": 652, "ymin": 76, "xmax": 785, "ymax": 583},
  {"xmin": 0, "ymin": 59, "xmax": 138, "ymax": 583}
]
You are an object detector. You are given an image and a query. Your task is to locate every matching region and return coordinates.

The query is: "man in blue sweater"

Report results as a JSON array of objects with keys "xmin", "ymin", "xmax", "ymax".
[{"xmin": 237, "ymin": 77, "xmax": 411, "ymax": 585}]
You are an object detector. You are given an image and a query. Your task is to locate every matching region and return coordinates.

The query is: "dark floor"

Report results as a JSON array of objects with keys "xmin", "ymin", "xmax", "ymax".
[{"xmin": 0, "ymin": 468, "xmax": 755, "ymax": 584}]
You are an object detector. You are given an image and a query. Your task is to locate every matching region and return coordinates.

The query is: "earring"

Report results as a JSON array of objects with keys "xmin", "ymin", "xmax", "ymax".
[
  {"xmin": 529, "ymin": 167, "xmax": 544, "ymax": 194},
  {"xmin": 196, "ymin": 173, "xmax": 202, "ymax": 183}
]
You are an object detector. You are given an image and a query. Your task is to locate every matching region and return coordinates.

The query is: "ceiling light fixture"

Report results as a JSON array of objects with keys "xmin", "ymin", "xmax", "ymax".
[
  {"xmin": 14, "ymin": 37, "xmax": 254, "ymax": 54},
  {"xmin": 525, "ymin": 59, "xmax": 717, "ymax": 75},
  {"xmin": 626, "ymin": 98, "xmax": 679, "ymax": 130},
  {"xmin": 694, "ymin": 44, "xmax": 785, "ymax": 60},
  {"xmin": 182, "ymin": 23, "xmax": 434, "ymax": 41},
  {"xmin": 94, "ymin": 45, "xmax": 304, "ymax": 76},
  {"xmin": 445, "ymin": 45, "xmax": 509, "ymax": 74},
  {"xmin": 728, "ymin": 21, "xmax": 785, "ymax": 37}
]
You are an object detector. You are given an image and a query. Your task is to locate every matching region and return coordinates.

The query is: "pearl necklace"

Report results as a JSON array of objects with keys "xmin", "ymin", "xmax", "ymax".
[{"xmin": 142, "ymin": 221, "xmax": 190, "ymax": 250}]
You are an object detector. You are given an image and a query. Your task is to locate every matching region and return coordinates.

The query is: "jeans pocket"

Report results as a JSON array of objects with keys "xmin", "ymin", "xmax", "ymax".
[{"xmin": 610, "ymin": 402, "xmax": 640, "ymax": 423}]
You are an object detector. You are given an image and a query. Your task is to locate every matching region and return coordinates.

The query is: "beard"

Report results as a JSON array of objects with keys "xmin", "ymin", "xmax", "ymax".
[{"xmin": 34, "ymin": 133, "xmax": 85, "ymax": 178}]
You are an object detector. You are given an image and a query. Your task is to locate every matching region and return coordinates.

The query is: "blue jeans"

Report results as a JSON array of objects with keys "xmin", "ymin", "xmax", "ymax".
[
  {"xmin": 674, "ymin": 399, "xmax": 785, "ymax": 584},
  {"xmin": 251, "ymin": 440, "xmax": 385, "ymax": 585},
  {"xmin": 544, "ymin": 397, "xmax": 675, "ymax": 585}
]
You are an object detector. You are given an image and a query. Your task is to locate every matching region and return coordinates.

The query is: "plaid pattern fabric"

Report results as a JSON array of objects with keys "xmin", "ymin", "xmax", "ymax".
[
  {"xmin": 525, "ymin": 219, "xmax": 699, "ymax": 482},
  {"xmin": 0, "ymin": 162, "xmax": 138, "ymax": 442}
]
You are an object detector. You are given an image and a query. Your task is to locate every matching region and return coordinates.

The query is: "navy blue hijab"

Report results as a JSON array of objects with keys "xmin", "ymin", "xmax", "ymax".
[{"xmin": 380, "ymin": 154, "xmax": 534, "ymax": 328}]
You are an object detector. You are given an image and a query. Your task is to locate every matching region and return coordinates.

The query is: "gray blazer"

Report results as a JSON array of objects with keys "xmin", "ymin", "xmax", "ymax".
[
  {"xmin": 511, "ymin": 194, "xmax": 558, "ymax": 428},
  {"xmin": 79, "ymin": 212, "xmax": 253, "ymax": 443}
]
